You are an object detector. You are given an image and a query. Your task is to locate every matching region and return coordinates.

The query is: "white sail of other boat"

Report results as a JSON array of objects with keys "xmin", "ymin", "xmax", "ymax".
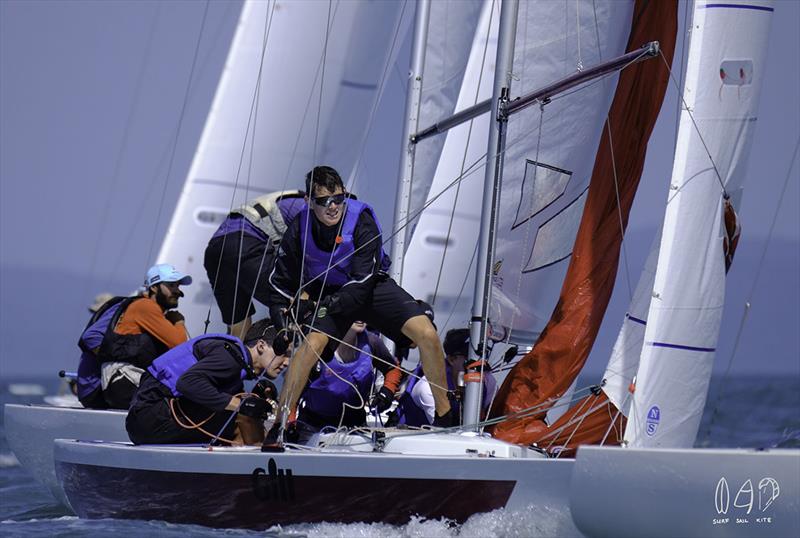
[{"xmin": 625, "ymin": 0, "xmax": 775, "ymax": 448}]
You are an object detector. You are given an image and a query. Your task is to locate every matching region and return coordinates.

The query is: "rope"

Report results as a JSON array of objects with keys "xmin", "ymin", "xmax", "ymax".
[
  {"xmin": 204, "ymin": 0, "xmax": 278, "ymax": 333},
  {"xmin": 657, "ymin": 50, "xmax": 727, "ymax": 198},
  {"xmin": 431, "ymin": 0, "xmax": 495, "ymax": 307},
  {"xmin": 169, "ymin": 396, "xmax": 237, "ymax": 445},
  {"xmin": 86, "ymin": 3, "xmax": 160, "ymax": 295},
  {"xmin": 103, "ymin": 0, "xmax": 241, "ymax": 286},
  {"xmin": 146, "ymin": 0, "xmax": 212, "ymax": 267}
]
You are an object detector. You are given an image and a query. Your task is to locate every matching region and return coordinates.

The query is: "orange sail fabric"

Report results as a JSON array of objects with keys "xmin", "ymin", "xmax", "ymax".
[
  {"xmin": 533, "ymin": 392, "xmax": 626, "ymax": 458},
  {"xmin": 489, "ymin": 0, "xmax": 678, "ymax": 445}
]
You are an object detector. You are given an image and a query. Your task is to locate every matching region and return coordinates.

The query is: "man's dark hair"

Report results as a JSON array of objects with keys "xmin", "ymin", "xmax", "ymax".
[
  {"xmin": 443, "ymin": 328, "xmax": 470, "ymax": 357},
  {"xmin": 305, "ymin": 165, "xmax": 344, "ymax": 195},
  {"xmin": 244, "ymin": 318, "xmax": 277, "ymax": 347}
]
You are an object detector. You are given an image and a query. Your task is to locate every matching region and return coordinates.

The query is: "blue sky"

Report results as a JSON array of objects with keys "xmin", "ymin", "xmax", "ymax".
[{"xmin": 1, "ymin": 0, "xmax": 797, "ymax": 377}]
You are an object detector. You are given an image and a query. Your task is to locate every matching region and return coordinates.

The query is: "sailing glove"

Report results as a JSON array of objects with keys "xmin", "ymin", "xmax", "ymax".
[
  {"xmin": 316, "ymin": 295, "xmax": 342, "ymax": 319},
  {"xmin": 370, "ymin": 386, "xmax": 394, "ymax": 413},
  {"xmin": 239, "ymin": 396, "xmax": 272, "ymax": 420}
]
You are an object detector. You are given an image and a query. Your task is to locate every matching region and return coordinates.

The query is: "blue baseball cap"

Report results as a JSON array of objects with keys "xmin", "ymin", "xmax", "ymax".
[{"xmin": 144, "ymin": 263, "xmax": 192, "ymax": 287}]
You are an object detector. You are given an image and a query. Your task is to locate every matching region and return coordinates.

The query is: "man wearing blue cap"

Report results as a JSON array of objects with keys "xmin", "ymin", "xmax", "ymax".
[{"xmin": 79, "ymin": 263, "xmax": 192, "ymax": 408}]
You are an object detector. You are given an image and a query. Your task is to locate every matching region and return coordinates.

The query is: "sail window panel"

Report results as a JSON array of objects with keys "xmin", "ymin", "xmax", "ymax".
[
  {"xmin": 512, "ymin": 160, "xmax": 573, "ymax": 230},
  {"xmin": 523, "ymin": 188, "xmax": 588, "ymax": 273}
]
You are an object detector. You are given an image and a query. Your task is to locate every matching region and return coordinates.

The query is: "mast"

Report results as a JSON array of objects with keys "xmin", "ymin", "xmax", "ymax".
[
  {"xmin": 390, "ymin": 0, "xmax": 431, "ymax": 287},
  {"xmin": 463, "ymin": 0, "xmax": 519, "ymax": 429}
]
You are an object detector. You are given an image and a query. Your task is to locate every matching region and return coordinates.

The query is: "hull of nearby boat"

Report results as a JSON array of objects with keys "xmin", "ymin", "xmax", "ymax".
[
  {"xmin": 54, "ymin": 436, "xmax": 576, "ymax": 529},
  {"xmin": 3, "ymin": 404, "xmax": 128, "ymax": 508},
  {"xmin": 570, "ymin": 445, "xmax": 800, "ymax": 538}
]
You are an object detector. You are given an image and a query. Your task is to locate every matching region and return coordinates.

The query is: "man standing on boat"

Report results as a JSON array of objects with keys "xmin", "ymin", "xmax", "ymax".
[
  {"xmin": 204, "ymin": 190, "xmax": 305, "ymax": 339},
  {"xmin": 264, "ymin": 166, "xmax": 453, "ymax": 448},
  {"xmin": 126, "ymin": 319, "xmax": 289, "ymax": 445},
  {"xmin": 77, "ymin": 263, "xmax": 191, "ymax": 409}
]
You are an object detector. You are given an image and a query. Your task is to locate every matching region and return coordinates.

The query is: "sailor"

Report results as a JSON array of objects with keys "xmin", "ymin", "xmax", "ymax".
[
  {"xmin": 76, "ymin": 263, "xmax": 191, "ymax": 409},
  {"xmin": 291, "ymin": 321, "xmax": 402, "ymax": 441},
  {"xmin": 204, "ymin": 190, "xmax": 305, "ymax": 339},
  {"xmin": 389, "ymin": 328, "xmax": 497, "ymax": 427},
  {"xmin": 264, "ymin": 166, "xmax": 453, "ymax": 449},
  {"xmin": 126, "ymin": 319, "xmax": 290, "ymax": 445}
]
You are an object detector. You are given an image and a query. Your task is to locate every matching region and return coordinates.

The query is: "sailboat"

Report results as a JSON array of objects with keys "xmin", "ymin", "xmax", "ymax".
[
  {"xmin": 18, "ymin": 0, "xmax": 800, "ymax": 533},
  {"xmin": 3, "ymin": 0, "xmax": 411, "ymax": 510}
]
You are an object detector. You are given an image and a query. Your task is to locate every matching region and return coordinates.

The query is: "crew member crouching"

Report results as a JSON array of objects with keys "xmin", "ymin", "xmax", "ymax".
[
  {"xmin": 126, "ymin": 319, "xmax": 290, "ymax": 445},
  {"xmin": 292, "ymin": 321, "xmax": 401, "ymax": 442}
]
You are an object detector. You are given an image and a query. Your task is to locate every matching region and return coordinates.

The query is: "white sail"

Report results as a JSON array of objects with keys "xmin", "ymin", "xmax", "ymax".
[
  {"xmin": 625, "ymin": 0, "xmax": 774, "ymax": 448},
  {"xmin": 489, "ymin": 0, "xmax": 633, "ymax": 340},
  {"xmin": 602, "ymin": 232, "xmax": 660, "ymax": 415},
  {"xmin": 405, "ymin": 0, "xmax": 484, "ymax": 237},
  {"xmin": 156, "ymin": 0, "xmax": 406, "ymax": 336},
  {"xmin": 402, "ymin": 0, "xmax": 497, "ymax": 336}
]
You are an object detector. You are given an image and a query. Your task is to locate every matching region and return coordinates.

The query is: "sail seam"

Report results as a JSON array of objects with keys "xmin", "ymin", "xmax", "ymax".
[{"xmin": 648, "ymin": 342, "xmax": 715, "ymax": 352}]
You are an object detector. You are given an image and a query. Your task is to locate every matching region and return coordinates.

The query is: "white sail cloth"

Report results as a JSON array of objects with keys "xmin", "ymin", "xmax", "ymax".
[
  {"xmin": 625, "ymin": 0, "xmax": 774, "ymax": 448},
  {"xmin": 156, "ymin": 0, "xmax": 406, "ymax": 336},
  {"xmin": 489, "ymin": 0, "xmax": 633, "ymax": 338}
]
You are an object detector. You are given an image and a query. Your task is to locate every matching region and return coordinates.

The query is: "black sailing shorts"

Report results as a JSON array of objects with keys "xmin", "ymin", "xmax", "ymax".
[
  {"xmin": 307, "ymin": 276, "xmax": 428, "ymax": 346},
  {"xmin": 204, "ymin": 233, "xmax": 274, "ymax": 325}
]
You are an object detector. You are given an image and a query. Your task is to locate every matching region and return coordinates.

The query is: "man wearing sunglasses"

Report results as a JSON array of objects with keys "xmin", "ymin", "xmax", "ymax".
[{"xmin": 264, "ymin": 166, "xmax": 453, "ymax": 448}]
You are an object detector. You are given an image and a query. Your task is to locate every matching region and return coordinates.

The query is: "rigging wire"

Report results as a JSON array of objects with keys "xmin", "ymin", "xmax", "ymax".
[
  {"xmin": 87, "ymin": 2, "xmax": 160, "ymax": 294},
  {"xmin": 431, "ymin": 0, "xmax": 496, "ymax": 307},
  {"xmin": 284, "ymin": 0, "xmax": 337, "ymax": 433},
  {"xmin": 345, "ymin": 0, "xmax": 410, "ymax": 195},
  {"xmin": 700, "ymin": 136, "xmax": 800, "ymax": 445},
  {"xmin": 146, "ymin": 0, "xmax": 212, "ymax": 268},
  {"xmin": 103, "ymin": 0, "xmax": 241, "ymax": 285},
  {"xmin": 204, "ymin": 0, "xmax": 278, "ymax": 333},
  {"xmin": 657, "ymin": 50, "xmax": 728, "ymax": 198}
]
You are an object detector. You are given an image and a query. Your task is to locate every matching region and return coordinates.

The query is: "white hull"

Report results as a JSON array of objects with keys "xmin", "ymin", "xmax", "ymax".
[
  {"xmin": 570, "ymin": 445, "xmax": 800, "ymax": 538},
  {"xmin": 3, "ymin": 404, "xmax": 128, "ymax": 508},
  {"xmin": 54, "ymin": 432, "xmax": 578, "ymax": 530}
]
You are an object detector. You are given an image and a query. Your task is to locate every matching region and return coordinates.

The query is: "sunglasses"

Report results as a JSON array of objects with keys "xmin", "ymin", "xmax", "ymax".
[{"xmin": 312, "ymin": 193, "xmax": 347, "ymax": 208}]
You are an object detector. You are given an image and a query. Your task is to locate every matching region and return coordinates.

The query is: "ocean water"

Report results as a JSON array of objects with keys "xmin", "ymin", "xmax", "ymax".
[{"xmin": 1, "ymin": 375, "xmax": 798, "ymax": 538}]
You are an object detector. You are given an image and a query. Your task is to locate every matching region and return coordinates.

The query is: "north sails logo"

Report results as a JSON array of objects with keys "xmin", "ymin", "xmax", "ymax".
[
  {"xmin": 645, "ymin": 405, "xmax": 660, "ymax": 436},
  {"xmin": 713, "ymin": 476, "xmax": 779, "ymax": 526}
]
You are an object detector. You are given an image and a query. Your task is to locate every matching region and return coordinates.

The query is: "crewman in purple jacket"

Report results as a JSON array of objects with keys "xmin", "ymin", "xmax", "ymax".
[
  {"xmin": 126, "ymin": 319, "xmax": 289, "ymax": 446},
  {"xmin": 204, "ymin": 190, "xmax": 305, "ymax": 339},
  {"xmin": 264, "ymin": 166, "xmax": 453, "ymax": 449}
]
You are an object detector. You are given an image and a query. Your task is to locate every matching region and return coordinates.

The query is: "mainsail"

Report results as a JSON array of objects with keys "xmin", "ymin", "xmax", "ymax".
[
  {"xmin": 156, "ymin": 0, "xmax": 406, "ymax": 336},
  {"xmin": 488, "ymin": 0, "xmax": 678, "ymax": 446},
  {"xmin": 625, "ymin": 0, "xmax": 774, "ymax": 448}
]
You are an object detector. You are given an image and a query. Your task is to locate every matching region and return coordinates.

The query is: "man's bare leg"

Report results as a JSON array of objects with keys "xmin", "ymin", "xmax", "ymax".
[
  {"xmin": 276, "ymin": 330, "xmax": 329, "ymax": 422},
  {"xmin": 234, "ymin": 415, "xmax": 265, "ymax": 445},
  {"xmin": 229, "ymin": 316, "xmax": 252, "ymax": 340},
  {"xmin": 400, "ymin": 315, "xmax": 451, "ymax": 417}
]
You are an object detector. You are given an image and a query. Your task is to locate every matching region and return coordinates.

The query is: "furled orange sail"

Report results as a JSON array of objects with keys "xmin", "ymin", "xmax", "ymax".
[{"xmin": 489, "ymin": 0, "xmax": 678, "ymax": 445}]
